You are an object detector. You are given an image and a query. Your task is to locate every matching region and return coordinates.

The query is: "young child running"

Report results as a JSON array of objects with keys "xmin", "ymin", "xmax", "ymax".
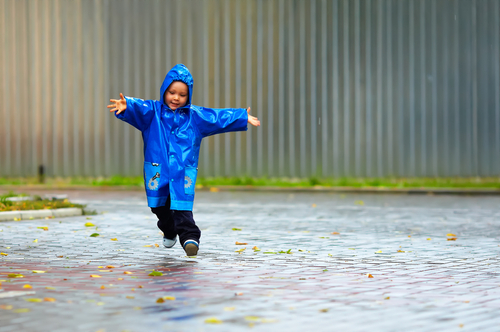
[{"xmin": 107, "ymin": 64, "xmax": 260, "ymax": 256}]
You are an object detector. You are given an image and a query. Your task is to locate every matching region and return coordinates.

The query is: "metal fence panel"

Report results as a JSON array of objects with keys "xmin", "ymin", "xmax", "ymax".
[{"xmin": 1, "ymin": 0, "xmax": 499, "ymax": 178}]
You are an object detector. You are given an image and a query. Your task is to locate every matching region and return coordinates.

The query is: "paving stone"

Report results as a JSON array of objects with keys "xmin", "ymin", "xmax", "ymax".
[{"xmin": 0, "ymin": 190, "xmax": 500, "ymax": 331}]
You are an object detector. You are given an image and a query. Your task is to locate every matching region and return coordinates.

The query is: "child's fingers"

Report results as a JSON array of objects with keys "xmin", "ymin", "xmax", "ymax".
[
  {"xmin": 107, "ymin": 104, "xmax": 116, "ymax": 108},
  {"xmin": 247, "ymin": 107, "xmax": 251, "ymax": 113},
  {"xmin": 120, "ymin": 92, "xmax": 125, "ymax": 100}
]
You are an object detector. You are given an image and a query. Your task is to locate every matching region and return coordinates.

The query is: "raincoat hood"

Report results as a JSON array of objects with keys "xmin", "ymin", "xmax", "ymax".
[{"xmin": 160, "ymin": 64, "xmax": 193, "ymax": 107}]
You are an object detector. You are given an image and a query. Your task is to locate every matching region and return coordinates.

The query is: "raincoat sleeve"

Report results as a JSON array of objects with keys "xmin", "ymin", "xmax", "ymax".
[
  {"xmin": 192, "ymin": 107, "xmax": 248, "ymax": 138},
  {"xmin": 114, "ymin": 97, "xmax": 156, "ymax": 132}
]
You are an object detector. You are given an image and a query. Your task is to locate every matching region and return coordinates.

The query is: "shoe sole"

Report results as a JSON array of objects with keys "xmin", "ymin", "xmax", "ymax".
[{"xmin": 184, "ymin": 243, "xmax": 198, "ymax": 256}]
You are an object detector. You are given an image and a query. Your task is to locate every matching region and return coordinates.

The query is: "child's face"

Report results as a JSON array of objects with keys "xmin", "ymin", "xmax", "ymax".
[{"xmin": 164, "ymin": 81, "xmax": 189, "ymax": 111}]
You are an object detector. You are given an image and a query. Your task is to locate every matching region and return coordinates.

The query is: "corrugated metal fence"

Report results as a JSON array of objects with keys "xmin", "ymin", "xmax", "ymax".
[{"xmin": 1, "ymin": 0, "xmax": 499, "ymax": 178}]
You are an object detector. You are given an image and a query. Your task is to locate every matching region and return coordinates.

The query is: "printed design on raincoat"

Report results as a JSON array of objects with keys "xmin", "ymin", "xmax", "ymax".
[{"xmin": 115, "ymin": 64, "xmax": 248, "ymax": 211}]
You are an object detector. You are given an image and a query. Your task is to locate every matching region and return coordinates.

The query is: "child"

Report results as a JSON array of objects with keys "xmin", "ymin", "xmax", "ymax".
[{"xmin": 107, "ymin": 64, "xmax": 260, "ymax": 256}]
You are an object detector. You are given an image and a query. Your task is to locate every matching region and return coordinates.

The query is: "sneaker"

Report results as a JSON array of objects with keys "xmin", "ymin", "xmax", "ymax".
[
  {"xmin": 163, "ymin": 237, "xmax": 177, "ymax": 248},
  {"xmin": 183, "ymin": 240, "xmax": 199, "ymax": 256}
]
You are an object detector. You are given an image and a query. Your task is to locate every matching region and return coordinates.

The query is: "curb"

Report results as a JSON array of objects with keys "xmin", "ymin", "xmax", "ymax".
[{"xmin": 0, "ymin": 207, "xmax": 83, "ymax": 222}]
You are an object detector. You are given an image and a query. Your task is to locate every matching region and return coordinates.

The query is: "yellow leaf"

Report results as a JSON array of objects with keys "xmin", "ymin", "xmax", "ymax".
[
  {"xmin": 25, "ymin": 298, "xmax": 43, "ymax": 303},
  {"xmin": 447, "ymin": 238, "xmax": 457, "ymax": 241},
  {"xmin": 84, "ymin": 222, "xmax": 95, "ymax": 227},
  {"xmin": 367, "ymin": 274, "xmax": 374, "ymax": 278},
  {"xmin": 32, "ymin": 270, "xmax": 46, "ymax": 273},
  {"xmin": 100, "ymin": 285, "xmax": 105, "ymax": 289},
  {"xmin": 23, "ymin": 284, "xmax": 32, "ymax": 289},
  {"xmin": 155, "ymin": 243, "xmax": 159, "ymax": 247},
  {"xmin": 312, "ymin": 203, "xmax": 317, "ymax": 208},
  {"xmin": 204, "ymin": 317, "xmax": 223, "ymax": 324},
  {"xmin": 143, "ymin": 245, "xmax": 152, "ymax": 247},
  {"xmin": 397, "ymin": 250, "xmax": 405, "ymax": 253},
  {"xmin": 96, "ymin": 302, "xmax": 105, "ymax": 306},
  {"xmin": 252, "ymin": 246, "xmax": 260, "ymax": 250},
  {"xmin": 408, "ymin": 235, "xmax": 411, "ymax": 238},
  {"xmin": 209, "ymin": 187, "xmax": 220, "ymax": 192},
  {"xmin": 106, "ymin": 265, "xmax": 115, "ymax": 269},
  {"xmin": 235, "ymin": 248, "xmax": 246, "ymax": 253},
  {"xmin": 33, "ymin": 239, "xmax": 38, "ymax": 243},
  {"xmin": 447, "ymin": 233, "xmax": 456, "ymax": 237},
  {"xmin": 123, "ymin": 271, "xmax": 133, "ymax": 274},
  {"xmin": 13, "ymin": 308, "xmax": 30, "ymax": 313},
  {"xmin": 384, "ymin": 296, "xmax": 390, "ymax": 300},
  {"xmin": 44, "ymin": 297, "xmax": 56, "ymax": 302},
  {"xmin": 156, "ymin": 297, "xmax": 165, "ymax": 303},
  {"xmin": 0, "ymin": 305, "xmax": 13, "ymax": 310},
  {"xmin": 224, "ymin": 307, "xmax": 235, "ymax": 311},
  {"xmin": 117, "ymin": 278, "xmax": 124, "ymax": 280},
  {"xmin": 459, "ymin": 324, "xmax": 464, "ymax": 328},
  {"xmin": 37, "ymin": 227, "xmax": 49, "ymax": 231},
  {"xmin": 331, "ymin": 232, "xmax": 340, "ymax": 235},
  {"xmin": 90, "ymin": 275, "xmax": 102, "ymax": 278},
  {"xmin": 235, "ymin": 241, "xmax": 248, "ymax": 245},
  {"xmin": 110, "ymin": 238, "xmax": 118, "ymax": 241},
  {"xmin": 427, "ymin": 238, "xmax": 431, "ymax": 240},
  {"xmin": 0, "ymin": 253, "xmax": 8, "ymax": 256},
  {"xmin": 126, "ymin": 296, "xmax": 135, "ymax": 299},
  {"xmin": 319, "ymin": 308, "xmax": 329, "ymax": 312},
  {"xmin": 245, "ymin": 316, "xmax": 261, "ymax": 322},
  {"xmin": 45, "ymin": 287, "xmax": 56, "ymax": 290},
  {"xmin": 133, "ymin": 306, "xmax": 141, "ymax": 310},
  {"xmin": 375, "ymin": 250, "xmax": 382, "ymax": 253},
  {"xmin": 138, "ymin": 285, "xmax": 143, "ymax": 288},
  {"xmin": 7, "ymin": 274, "xmax": 23, "ymax": 278},
  {"xmin": 354, "ymin": 200, "xmax": 364, "ymax": 205},
  {"xmin": 98, "ymin": 266, "xmax": 104, "ymax": 268}
]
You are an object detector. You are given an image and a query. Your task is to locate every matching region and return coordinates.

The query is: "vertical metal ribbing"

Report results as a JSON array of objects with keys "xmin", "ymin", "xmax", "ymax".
[
  {"xmin": 256, "ymin": 0, "xmax": 263, "ymax": 176},
  {"xmin": 442, "ymin": 0, "xmax": 449, "ymax": 177},
  {"xmin": 213, "ymin": 0, "xmax": 220, "ymax": 176},
  {"xmin": 299, "ymin": 0, "xmax": 306, "ymax": 177},
  {"xmin": 332, "ymin": 0, "xmax": 339, "ymax": 177},
  {"xmin": 223, "ymin": 0, "xmax": 231, "ymax": 175},
  {"xmin": 386, "ymin": 0, "xmax": 393, "ymax": 176},
  {"xmin": 453, "ymin": 0, "xmax": 460, "ymax": 175},
  {"xmin": 321, "ymin": 0, "xmax": 328, "ymax": 176},
  {"xmin": 81, "ymin": 1, "xmax": 90, "ymax": 176},
  {"xmin": 495, "ymin": 0, "xmax": 500, "ymax": 172},
  {"xmin": 480, "ymin": 1, "xmax": 489, "ymax": 175},
  {"xmin": 376, "ymin": 0, "xmax": 383, "ymax": 177},
  {"xmin": 278, "ymin": 0, "xmax": 285, "ymax": 176},
  {"xmin": 246, "ymin": 0, "xmax": 253, "ymax": 176},
  {"xmin": 310, "ymin": 0, "xmax": 317, "ymax": 176},
  {"xmin": 175, "ymin": 1, "xmax": 182, "ymax": 64},
  {"xmin": 19, "ymin": 0, "xmax": 28, "ymax": 176},
  {"xmin": 409, "ymin": 0, "xmax": 415, "ymax": 176},
  {"xmin": 397, "ymin": 0, "xmax": 404, "ymax": 176},
  {"xmin": 353, "ymin": 0, "xmax": 361, "ymax": 177},
  {"xmin": 60, "ymin": 0, "xmax": 68, "ymax": 176},
  {"xmin": 365, "ymin": 0, "xmax": 372, "ymax": 177},
  {"xmin": 419, "ymin": 1, "xmax": 426, "ymax": 176},
  {"xmin": 287, "ymin": 1, "xmax": 295, "ymax": 177},
  {"xmin": 133, "ymin": 0, "xmax": 141, "ymax": 175},
  {"xmin": 235, "ymin": 0, "xmax": 242, "ymax": 176},
  {"xmin": 29, "ymin": 0, "xmax": 39, "ymax": 176},
  {"xmin": 267, "ymin": 0, "xmax": 274, "ymax": 176},
  {"xmin": 0, "ymin": 0, "xmax": 5, "ymax": 176},
  {"xmin": 103, "ymin": 0, "xmax": 111, "ymax": 176},
  {"xmin": 431, "ymin": 0, "xmax": 437, "ymax": 176},
  {"xmin": 202, "ymin": 0, "xmax": 210, "ymax": 176},
  {"xmin": 93, "ymin": 0, "xmax": 103, "ymax": 176},
  {"xmin": 7, "ymin": 0, "xmax": 14, "ymax": 175},
  {"xmin": 186, "ymin": 1, "xmax": 193, "ymax": 69},
  {"xmin": 42, "ymin": 0, "xmax": 51, "ymax": 175},
  {"xmin": 122, "ymin": 0, "xmax": 131, "ymax": 175},
  {"xmin": 471, "ymin": 0, "xmax": 478, "ymax": 176},
  {"xmin": 342, "ymin": 0, "xmax": 350, "ymax": 177},
  {"xmin": 73, "ymin": 0, "xmax": 82, "ymax": 175}
]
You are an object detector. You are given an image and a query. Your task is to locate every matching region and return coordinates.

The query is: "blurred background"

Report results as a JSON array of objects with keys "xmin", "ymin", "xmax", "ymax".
[{"xmin": 1, "ymin": 0, "xmax": 499, "ymax": 179}]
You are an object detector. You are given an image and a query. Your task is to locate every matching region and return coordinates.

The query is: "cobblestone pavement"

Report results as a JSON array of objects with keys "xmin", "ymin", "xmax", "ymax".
[{"xmin": 1, "ymin": 189, "xmax": 500, "ymax": 332}]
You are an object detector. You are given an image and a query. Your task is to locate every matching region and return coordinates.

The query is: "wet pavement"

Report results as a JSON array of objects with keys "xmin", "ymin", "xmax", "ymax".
[{"xmin": 1, "ymin": 189, "xmax": 500, "ymax": 332}]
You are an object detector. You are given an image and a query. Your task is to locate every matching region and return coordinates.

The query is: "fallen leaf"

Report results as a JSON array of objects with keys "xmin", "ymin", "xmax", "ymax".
[
  {"xmin": 319, "ymin": 308, "xmax": 329, "ymax": 312},
  {"xmin": 133, "ymin": 306, "xmax": 141, "ymax": 310},
  {"xmin": 156, "ymin": 297, "xmax": 165, "ymax": 303},
  {"xmin": 447, "ymin": 233, "xmax": 456, "ymax": 237},
  {"xmin": 90, "ymin": 275, "xmax": 102, "ymax": 278},
  {"xmin": 23, "ymin": 284, "xmax": 32, "ymax": 289},
  {"xmin": 100, "ymin": 285, "xmax": 105, "ymax": 289},
  {"xmin": 37, "ymin": 227, "xmax": 49, "ymax": 231},
  {"xmin": 232, "ymin": 228, "xmax": 242, "ymax": 231},
  {"xmin": 235, "ymin": 292, "xmax": 244, "ymax": 296},
  {"xmin": 384, "ymin": 296, "xmax": 390, "ymax": 300},
  {"xmin": 32, "ymin": 270, "xmax": 46, "ymax": 273},
  {"xmin": 44, "ymin": 297, "xmax": 56, "ymax": 302},
  {"xmin": 209, "ymin": 187, "xmax": 220, "ymax": 192},
  {"xmin": 25, "ymin": 298, "xmax": 42, "ymax": 303},
  {"xmin": 110, "ymin": 238, "xmax": 117, "ymax": 241},
  {"xmin": 235, "ymin": 241, "xmax": 248, "ymax": 245},
  {"xmin": 33, "ymin": 239, "xmax": 38, "ymax": 243},
  {"xmin": 427, "ymin": 238, "xmax": 431, "ymax": 240},
  {"xmin": 138, "ymin": 285, "xmax": 143, "ymax": 288},
  {"xmin": 397, "ymin": 250, "xmax": 405, "ymax": 253},
  {"xmin": 235, "ymin": 248, "xmax": 246, "ymax": 253},
  {"xmin": 98, "ymin": 266, "xmax": 104, "ymax": 268},
  {"xmin": 0, "ymin": 253, "xmax": 8, "ymax": 256},
  {"xmin": 96, "ymin": 302, "xmax": 105, "ymax": 306},
  {"xmin": 312, "ymin": 203, "xmax": 317, "ymax": 208},
  {"xmin": 126, "ymin": 296, "xmax": 135, "ymax": 299},
  {"xmin": 331, "ymin": 232, "xmax": 340, "ymax": 235},
  {"xmin": 375, "ymin": 250, "xmax": 382, "ymax": 253},
  {"xmin": 149, "ymin": 271, "xmax": 163, "ymax": 276},
  {"xmin": 367, "ymin": 274, "xmax": 374, "ymax": 278},
  {"xmin": 204, "ymin": 317, "xmax": 223, "ymax": 324},
  {"xmin": 13, "ymin": 308, "xmax": 30, "ymax": 313},
  {"xmin": 90, "ymin": 233, "xmax": 99, "ymax": 237},
  {"xmin": 154, "ymin": 243, "xmax": 159, "ymax": 247},
  {"xmin": 84, "ymin": 222, "xmax": 95, "ymax": 227},
  {"xmin": 0, "ymin": 305, "xmax": 13, "ymax": 310},
  {"xmin": 45, "ymin": 287, "xmax": 56, "ymax": 290},
  {"xmin": 447, "ymin": 238, "xmax": 457, "ymax": 241},
  {"xmin": 123, "ymin": 272, "xmax": 132, "ymax": 275},
  {"xmin": 252, "ymin": 246, "xmax": 260, "ymax": 251},
  {"xmin": 408, "ymin": 235, "xmax": 411, "ymax": 238},
  {"xmin": 7, "ymin": 274, "xmax": 24, "ymax": 278},
  {"xmin": 459, "ymin": 324, "xmax": 464, "ymax": 328},
  {"xmin": 106, "ymin": 265, "xmax": 115, "ymax": 269},
  {"xmin": 143, "ymin": 245, "xmax": 152, "ymax": 247},
  {"xmin": 117, "ymin": 278, "xmax": 124, "ymax": 280},
  {"xmin": 354, "ymin": 200, "xmax": 364, "ymax": 206},
  {"xmin": 224, "ymin": 307, "xmax": 235, "ymax": 311}
]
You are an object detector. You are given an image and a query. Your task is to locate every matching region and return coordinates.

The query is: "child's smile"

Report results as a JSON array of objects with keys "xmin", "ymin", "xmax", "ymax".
[{"xmin": 164, "ymin": 81, "xmax": 189, "ymax": 111}]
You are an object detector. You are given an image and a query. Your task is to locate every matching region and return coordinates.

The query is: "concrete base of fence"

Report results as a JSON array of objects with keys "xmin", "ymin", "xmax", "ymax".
[{"xmin": 0, "ymin": 208, "xmax": 82, "ymax": 221}]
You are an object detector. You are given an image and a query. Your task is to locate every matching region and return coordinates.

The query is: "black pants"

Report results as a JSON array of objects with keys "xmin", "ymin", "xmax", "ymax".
[{"xmin": 150, "ymin": 196, "xmax": 201, "ymax": 246}]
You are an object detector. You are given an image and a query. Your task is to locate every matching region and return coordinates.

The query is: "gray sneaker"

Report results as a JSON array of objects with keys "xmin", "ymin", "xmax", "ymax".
[
  {"xmin": 183, "ymin": 240, "xmax": 199, "ymax": 256},
  {"xmin": 163, "ymin": 237, "xmax": 177, "ymax": 248}
]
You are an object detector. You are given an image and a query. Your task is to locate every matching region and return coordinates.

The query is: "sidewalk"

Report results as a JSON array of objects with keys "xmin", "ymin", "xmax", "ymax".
[{"xmin": 1, "ymin": 190, "xmax": 500, "ymax": 331}]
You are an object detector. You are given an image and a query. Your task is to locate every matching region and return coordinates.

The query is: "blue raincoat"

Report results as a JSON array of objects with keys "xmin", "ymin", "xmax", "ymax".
[{"xmin": 115, "ymin": 64, "xmax": 248, "ymax": 210}]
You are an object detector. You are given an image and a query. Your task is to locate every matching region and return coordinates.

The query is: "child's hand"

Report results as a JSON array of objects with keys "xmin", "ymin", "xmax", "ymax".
[
  {"xmin": 247, "ymin": 107, "xmax": 260, "ymax": 127},
  {"xmin": 107, "ymin": 93, "xmax": 127, "ymax": 115}
]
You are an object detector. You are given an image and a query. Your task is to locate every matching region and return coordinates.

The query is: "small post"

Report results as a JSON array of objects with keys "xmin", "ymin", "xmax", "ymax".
[{"xmin": 38, "ymin": 165, "xmax": 45, "ymax": 184}]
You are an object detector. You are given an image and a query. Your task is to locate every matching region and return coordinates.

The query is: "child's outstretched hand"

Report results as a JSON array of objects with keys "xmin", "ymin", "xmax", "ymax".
[
  {"xmin": 107, "ymin": 93, "xmax": 127, "ymax": 115},
  {"xmin": 247, "ymin": 107, "xmax": 260, "ymax": 127}
]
